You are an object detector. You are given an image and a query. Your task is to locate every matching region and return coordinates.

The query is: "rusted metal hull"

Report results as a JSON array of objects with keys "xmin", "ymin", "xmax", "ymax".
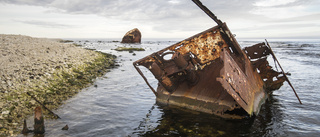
[{"xmin": 133, "ymin": 24, "xmax": 285, "ymax": 119}]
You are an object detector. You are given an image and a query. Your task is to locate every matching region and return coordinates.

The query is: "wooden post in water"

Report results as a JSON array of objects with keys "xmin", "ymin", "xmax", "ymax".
[{"xmin": 34, "ymin": 106, "xmax": 45, "ymax": 134}]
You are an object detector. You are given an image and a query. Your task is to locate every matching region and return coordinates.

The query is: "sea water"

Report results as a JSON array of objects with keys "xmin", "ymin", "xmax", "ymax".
[{"xmin": 27, "ymin": 39, "xmax": 320, "ymax": 137}]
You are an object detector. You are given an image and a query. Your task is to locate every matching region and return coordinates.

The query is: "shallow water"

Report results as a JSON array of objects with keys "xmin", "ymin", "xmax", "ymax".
[{"xmin": 23, "ymin": 39, "xmax": 320, "ymax": 136}]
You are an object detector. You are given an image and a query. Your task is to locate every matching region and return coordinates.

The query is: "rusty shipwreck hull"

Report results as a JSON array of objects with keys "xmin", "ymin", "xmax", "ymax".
[{"xmin": 133, "ymin": 23, "xmax": 285, "ymax": 119}]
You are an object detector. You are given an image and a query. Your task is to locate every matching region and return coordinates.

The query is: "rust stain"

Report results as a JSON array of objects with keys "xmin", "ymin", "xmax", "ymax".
[
  {"xmin": 217, "ymin": 49, "xmax": 253, "ymax": 114},
  {"xmin": 243, "ymin": 43, "xmax": 286, "ymax": 92}
]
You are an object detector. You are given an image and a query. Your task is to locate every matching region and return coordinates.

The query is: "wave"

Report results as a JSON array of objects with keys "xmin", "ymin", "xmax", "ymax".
[
  {"xmin": 271, "ymin": 41, "xmax": 320, "ymax": 48},
  {"xmin": 285, "ymin": 50, "xmax": 320, "ymax": 58}
]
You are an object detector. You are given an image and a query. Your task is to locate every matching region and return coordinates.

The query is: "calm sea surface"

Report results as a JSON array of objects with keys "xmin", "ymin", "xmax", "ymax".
[{"xmin": 23, "ymin": 39, "xmax": 320, "ymax": 137}]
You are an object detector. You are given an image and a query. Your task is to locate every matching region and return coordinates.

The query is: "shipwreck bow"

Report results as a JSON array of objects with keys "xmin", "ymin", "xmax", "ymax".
[{"xmin": 133, "ymin": 0, "xmax": 299, "ymax": 119}]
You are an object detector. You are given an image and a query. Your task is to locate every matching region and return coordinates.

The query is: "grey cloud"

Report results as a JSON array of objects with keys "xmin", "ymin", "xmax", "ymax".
[
  {"xmin": 2, "ymin": 0, "xmax": 319, "ymax": 37},
  {"xmin": 273, "ymin": 13, "xmax": 320, "ymax": 23},
  {"xmin": 1, "ymin": 0, "xmax": 256, "ymax": 21},
  {"xmin": 0, "ymin": 0, "xmax": 52, "ymax": 6},
  {"xmin": 15, "ymin": 20, "xmax": 75, "ymax": 28},
  {"xmin": 256, "ymin": 0, "xmax": 316, "ymax": 8},
  {"xmin": 0, "ymin": 0, "xmax": 268, "ymax": 34}
]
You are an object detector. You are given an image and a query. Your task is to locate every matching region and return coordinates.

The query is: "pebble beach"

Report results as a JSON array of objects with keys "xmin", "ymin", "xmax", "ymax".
[{"xmin": 0, "ymin": 34, "xmax": 116, "ymax": 136}]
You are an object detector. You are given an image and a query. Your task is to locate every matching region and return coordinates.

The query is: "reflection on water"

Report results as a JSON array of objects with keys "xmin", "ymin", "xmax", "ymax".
[
  {"xmin": 27, "ymin": 39, "xmax": 320, "ymax": 137},
  {"xmin": 132, "ymin": 95, "xmax": 284, "ymax": 137}
]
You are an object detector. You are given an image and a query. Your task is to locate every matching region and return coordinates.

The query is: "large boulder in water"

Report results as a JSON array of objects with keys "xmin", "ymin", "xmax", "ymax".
[{"xmin": 121, "ymin": 28, "xmax": 141, "ymax": 43}]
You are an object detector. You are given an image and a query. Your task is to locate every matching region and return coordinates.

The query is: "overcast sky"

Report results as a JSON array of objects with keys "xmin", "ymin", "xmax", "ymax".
[{"xmin": 0, "ymin": 0, "xmax": 319, "ymax": 39}]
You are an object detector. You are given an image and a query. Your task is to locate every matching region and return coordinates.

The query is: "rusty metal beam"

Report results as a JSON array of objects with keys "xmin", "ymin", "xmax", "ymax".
[
  {"xmin": 192, "ymin": 0, "xmax": 223, "ymax": 26},
  {"xmin": 133, "ymin": 64, "xmax": 158, "ymax": 96},
  {"xmin": 265, "ymin": 40, "xmax": 302, "ymax": 104}
]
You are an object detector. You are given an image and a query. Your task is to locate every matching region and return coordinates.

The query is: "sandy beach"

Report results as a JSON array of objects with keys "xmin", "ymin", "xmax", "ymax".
[{"xmin": 0, "ymin": 34, "xmax": 115, "ymax": 136}]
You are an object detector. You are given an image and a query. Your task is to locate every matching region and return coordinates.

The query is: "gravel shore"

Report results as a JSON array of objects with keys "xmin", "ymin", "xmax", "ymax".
[{"xmin": 0, "ymin": 34, "xmax": 116, "ymax": 136}]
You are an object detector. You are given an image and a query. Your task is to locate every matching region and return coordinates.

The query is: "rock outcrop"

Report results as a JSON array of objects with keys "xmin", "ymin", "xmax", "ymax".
[{"xmin": 121, "ymin": 28, "xmax": 141, "ymax": 43}]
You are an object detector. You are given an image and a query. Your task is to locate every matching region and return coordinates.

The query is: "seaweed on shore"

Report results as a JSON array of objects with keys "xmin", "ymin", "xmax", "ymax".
[
  {"xmin": 114, "ymin": 47, "xmax": 145, "ymax": 51},
  {"xmin": 59, "ymin": 40, "xmax": 74, "ymax": 43},
  {"xmin": 0, "ymin": 52, "xmax": 116, "ymax": 136}
]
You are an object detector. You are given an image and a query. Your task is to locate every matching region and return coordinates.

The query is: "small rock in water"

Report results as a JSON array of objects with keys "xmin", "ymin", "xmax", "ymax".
[{"xmin": 62, "ymin": 125, "xmax": 69, "ymax": 130}]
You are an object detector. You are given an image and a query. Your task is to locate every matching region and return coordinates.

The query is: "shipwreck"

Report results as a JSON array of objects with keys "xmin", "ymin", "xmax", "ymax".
[{"xmin": 133, "ymin": 0, "xmax": 301, "ymax": 119}]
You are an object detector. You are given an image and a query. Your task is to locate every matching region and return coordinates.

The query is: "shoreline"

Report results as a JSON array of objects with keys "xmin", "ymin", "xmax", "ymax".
[{"xmin": 0, "ymin": 34, "xmax": 116, "ymax": 136}]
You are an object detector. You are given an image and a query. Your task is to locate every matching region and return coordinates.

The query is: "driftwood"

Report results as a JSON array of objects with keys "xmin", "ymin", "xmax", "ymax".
[{"xmin": 27, "ymin": 92, "xmax": 61, "ymax": 119}]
